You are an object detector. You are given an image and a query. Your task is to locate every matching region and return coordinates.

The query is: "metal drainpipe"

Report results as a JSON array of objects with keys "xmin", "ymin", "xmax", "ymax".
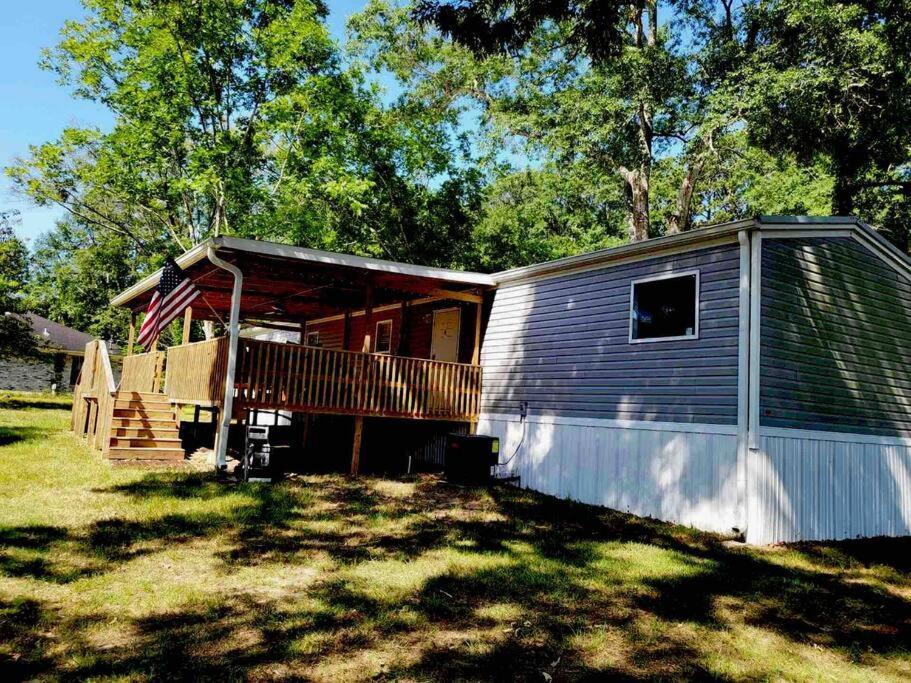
[{"xmin": 206, "ymin": 246, "xmax": 242, "ymax": 471}]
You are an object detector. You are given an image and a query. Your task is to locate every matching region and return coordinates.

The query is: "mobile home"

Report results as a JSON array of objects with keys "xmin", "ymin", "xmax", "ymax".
[{"xmin": 73, "ymin": 215, "xmax": 911, "ymax": 544}]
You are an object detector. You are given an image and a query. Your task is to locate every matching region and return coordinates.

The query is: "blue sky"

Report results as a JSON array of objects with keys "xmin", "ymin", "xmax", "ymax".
[{"xmin": 0, "ymin": 0, "xmax": 367, "ymax": 246}]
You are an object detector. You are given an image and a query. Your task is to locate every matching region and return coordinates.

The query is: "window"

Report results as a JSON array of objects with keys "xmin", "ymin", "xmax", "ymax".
[
  {"xmin": 305, "ymin": 330, "xmax": 320, "ymax": 347},
  {"xmin": 375, "ymin": 320, "xmax": 393, "ymax": 354},
  {"xmin": 629, "ymin": 271, "xmax": 699, "ymax": 343}
]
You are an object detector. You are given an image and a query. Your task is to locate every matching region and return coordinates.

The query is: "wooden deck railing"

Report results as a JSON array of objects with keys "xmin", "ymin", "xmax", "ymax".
[
  {"xmin": 109, "ymin": 336, "xmax": 481, "ymax": 421},
  {"xmin": 164, "ymin": 337, "xmax": 229, "ymax": 404},
  {"xmin": 71, "ymin": 340, "xmax": 116, "ymax": 453},
  {"xmin": 234, "ymin": 339, "xmax": 482, "ymax": 421},
  {"xmin": 120, "ymin": 350, "xmax": 165, "ymax": 393}
]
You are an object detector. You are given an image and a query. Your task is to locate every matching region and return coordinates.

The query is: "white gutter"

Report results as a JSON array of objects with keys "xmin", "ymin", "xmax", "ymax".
[
  {"xmin": 736, "ymin": 228, "xmax": 753, "ymax": 534},
  {"xmin": 206, "ymin": 246, "xmax": 242, "ymax": 471}
]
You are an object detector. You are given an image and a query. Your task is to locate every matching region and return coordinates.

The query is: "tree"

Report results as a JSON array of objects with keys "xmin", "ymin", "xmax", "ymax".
[
  {"xmin": 736, "ymin": 0, "xmax": 911, "ymax": 215},
  {"xmin": 0, "ymin": 210, "xmax": 39, "ymax": 356},
  {"xmin": 25, "ymin": 221, "xmax": 146, "ymax": 344},
  {"xmin": 7, "ymin": 0, "xmax": 341, "ymax": 251},
  {"xmin": 356, "ymin": 0, "xmax": 754, "ymax": 242}
]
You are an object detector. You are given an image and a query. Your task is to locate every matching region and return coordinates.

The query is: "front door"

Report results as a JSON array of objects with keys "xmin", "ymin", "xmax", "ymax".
[{"xmin": 431, "ymin": 308, "xmax": 461, "ymax": 362}]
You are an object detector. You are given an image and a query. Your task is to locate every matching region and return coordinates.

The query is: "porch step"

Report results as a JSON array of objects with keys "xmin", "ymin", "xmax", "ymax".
[
  {"xmin": 105, "ymin": 391, "xmax": 184, "ymax": 462},
  {"xmin": 110, "ymin": 426, "xmax": 180, "ymax": 439},
  {"xmin": 117, "ymin": 391, "xmax": 168, "ymax": 402},
  {"xmin": 114, "ymin": 398, "xmax": 172, "ymax": 410},
  {"xmin": 108, "ymin": 447, "xmax": 186, "ymax": 461},
  {"xmin": 110, "ymin": 417, "xmax": 177, "ymax": 429},
  {"xmin": 112, "ymin": 408, "xmax": 176, "ymax": 420},
  {"xmin": 109, "ymin": 437, "xmax": 183, "ymax": 449}
]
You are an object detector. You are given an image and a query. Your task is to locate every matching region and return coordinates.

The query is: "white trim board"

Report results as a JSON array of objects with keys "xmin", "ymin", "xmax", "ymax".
[
  {"xmin": 479, "ymin": 412, "xmax": 738, "ymax": 435},
  {"xmin": 759, "ymin": 425, "xmax": 911, "ymax": 448}
]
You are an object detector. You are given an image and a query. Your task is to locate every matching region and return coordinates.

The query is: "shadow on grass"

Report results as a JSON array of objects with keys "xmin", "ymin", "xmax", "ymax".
[
  {"xmin": 0, "ymin": 395, "xmax": 71, "ymax": 412},
  {"xmin": 0, "ymin": 426, "xmax": 48, "ymax": 447},
  {"xmin": 2, "ymin": 471, "xmax": 910, "ymax": 679}
]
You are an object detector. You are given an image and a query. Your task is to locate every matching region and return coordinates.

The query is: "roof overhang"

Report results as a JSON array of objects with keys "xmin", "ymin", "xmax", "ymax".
[
  {"xmin": 493, "ymin": 215, "xmax": 911, "ymax": 285},
  {"xmin": 110, "ymin": 236, "xmax": 496, "ymax": 322}
]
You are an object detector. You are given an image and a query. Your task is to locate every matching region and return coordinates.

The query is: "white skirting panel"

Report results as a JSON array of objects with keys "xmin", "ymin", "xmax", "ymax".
[
  {"xmin": 477, "ymin": 413, "xmax": 741, "ymax": 535},
  {"xmin": 748, "ymin": 428, "xmax": 911, "ymax": 544}
]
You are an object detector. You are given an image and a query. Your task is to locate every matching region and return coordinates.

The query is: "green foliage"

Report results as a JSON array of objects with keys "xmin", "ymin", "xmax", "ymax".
[
  {"xmin": 0, "ymin": 211, "xmax": 39, "ymax": 357},
  {"xmin": 26, "ymin": 222, "xmax": 142, "ymax": 344},
  {"xmin": 736, "ymin": 0, "xmax": 911, "ymax": 213},
  {"xmin": 471, "ymin": 167, "xmax": 626, "ymax": 270}
]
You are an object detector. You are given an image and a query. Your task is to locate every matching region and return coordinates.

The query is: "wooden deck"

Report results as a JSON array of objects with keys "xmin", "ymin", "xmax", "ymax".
[
  {"xmin": 73, "ymin": 336, "xmax": 482, "ymax": 454},
  {"xmin": 233, "ymin": 338, "xmax": 482, "ymax": 421}
]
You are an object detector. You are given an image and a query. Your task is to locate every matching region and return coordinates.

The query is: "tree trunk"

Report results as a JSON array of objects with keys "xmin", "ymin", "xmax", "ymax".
[
  {"xmin": 832, "ymin": 152, "xmax": 861, "ymax": 216},
  {"xmin": 832, "ymin": 174, "xmax": 855, "ymax": 216},
  {"xmin": 203, "ymin": 320, "xmax": 217, "ymax": 340},
  {"xmin": 667, "ymin": 160, "xmax": 702, "ymax": 235},
  {"xmin": 621, "ymin": 167, "xmax": 650, "ymax": 242}
]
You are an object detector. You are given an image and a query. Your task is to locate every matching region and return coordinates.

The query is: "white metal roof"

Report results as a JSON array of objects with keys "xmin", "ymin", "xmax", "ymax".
[{"xmin": 110, "ymin": 236, "xmax": 496, "ymax": 307}]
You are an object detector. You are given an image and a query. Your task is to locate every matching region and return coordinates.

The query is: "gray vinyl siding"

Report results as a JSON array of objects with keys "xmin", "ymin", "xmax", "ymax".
[
  {"xmin": 480, "ymin": 243, "xmax": 741, "ymax": 424},
  {"xmin": 760, "ymin": 237, "xmax": 911, "ymax": 437}
]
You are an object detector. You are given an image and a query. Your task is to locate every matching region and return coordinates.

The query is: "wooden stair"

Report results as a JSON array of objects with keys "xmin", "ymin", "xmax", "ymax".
[{"xmin": 107, "ymin": 392, "xmax": 185, "ymax": 461}]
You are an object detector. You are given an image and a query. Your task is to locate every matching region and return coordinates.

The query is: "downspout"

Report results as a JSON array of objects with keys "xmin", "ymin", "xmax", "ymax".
[
  {"xmin": 207, "ymin": 246, "xmax": 242, "ymax": 471},
  {"xmin": 736, "ymin": 229, "xmax": 752, "ymax": 535}
]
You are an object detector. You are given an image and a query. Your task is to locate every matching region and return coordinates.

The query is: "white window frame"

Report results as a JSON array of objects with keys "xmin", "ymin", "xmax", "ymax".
[
  {"xmin": 305, "ymin": 330, "xmax": 320, "ymax": 346},
  {"xmin": 628, "ymin": 269, "xmax": 700, "ymax": 344},
  {"xmin": 374, "ymin": 319, "xmax": 393, "ymax": 354}
]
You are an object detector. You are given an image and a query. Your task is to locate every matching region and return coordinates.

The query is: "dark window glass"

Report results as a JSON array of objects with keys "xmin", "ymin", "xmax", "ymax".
[
  {"xmin": 631, "ymin": 274, "xmax": 698, "ymax": 341},
  {"xmin": 305, "ymin": 331, "xmax": 320, "ymax": 347},
  {"xmin": 69, "ymin": 356, "xmax": 83, "ymax": 385},
  {"xmin": 375, "ymin": 320, "xmax": 392, "ymax": 353}
]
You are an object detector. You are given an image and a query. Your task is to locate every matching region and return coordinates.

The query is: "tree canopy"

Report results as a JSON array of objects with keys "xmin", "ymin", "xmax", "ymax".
[{"xmin": 4, "ymin": 0, "xmax": 910, "ymax": 343}]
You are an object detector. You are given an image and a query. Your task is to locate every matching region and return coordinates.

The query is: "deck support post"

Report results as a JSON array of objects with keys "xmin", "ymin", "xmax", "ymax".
[
  {"xmin": 342, "ymin": 311, "xmax": 351, "ymax": 350},
  {"xmin": 350, "ymin": 415, "xmax": 364, "ymax": 476},
  {"xmin": 127, "ymin": 313, "xmax": 136, "ymax": 356},
  {"xmin": 207, "ymin": 247, "xmax": 243, "ymax": 471},
  {"xmin": 182, "ymin": 307, "xmax": 193, "ymax": 344}
]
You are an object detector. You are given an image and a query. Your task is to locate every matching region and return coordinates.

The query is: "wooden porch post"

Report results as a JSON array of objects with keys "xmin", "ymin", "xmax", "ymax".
[
  {"xmin": 351, "ymin": 279, "xmax": 373, "ymax": 476},
  {"xmin": 127, "ymin": 313, "xmax": 136, "ymax": 356},
  {"xmin": 342, "ymin": 311, "xmax": 351, "ymax": 350},
  {"xmin": 471, "ymin": 300, "xmax": 483, "ymax": 365},
  {"xmin": 470, "ymin": 300, "xmax": 483, "ymax": 434},
  {"xmin": 182, "ymin": 307, "xmax": 193, "ymax": 344},
  {"xmin": 361, "ymin": 280, "xmax": 374, "ymax": 353}
]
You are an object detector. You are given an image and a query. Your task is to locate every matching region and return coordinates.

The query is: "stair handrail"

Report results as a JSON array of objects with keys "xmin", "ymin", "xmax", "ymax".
[{"xmin": 71, "ymin": 339, "xmax": 117, "ymax": 453}]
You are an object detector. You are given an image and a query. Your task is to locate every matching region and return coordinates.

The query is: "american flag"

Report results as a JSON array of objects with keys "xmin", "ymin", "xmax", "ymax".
[{"xmin": 137, "ymin": 258, "xmax": 201, "ymax": 350}]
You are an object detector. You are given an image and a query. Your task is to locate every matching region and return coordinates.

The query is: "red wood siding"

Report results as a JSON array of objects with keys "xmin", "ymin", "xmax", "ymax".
[{"xmin": 304, "ymin": 300, "xmax": 479, "ymax": 363}]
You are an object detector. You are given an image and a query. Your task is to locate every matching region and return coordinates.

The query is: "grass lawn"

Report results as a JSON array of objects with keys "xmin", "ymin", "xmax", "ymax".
[{"xmin": 1, "ymin": 392, "xmax": 910, "ymax": 681}]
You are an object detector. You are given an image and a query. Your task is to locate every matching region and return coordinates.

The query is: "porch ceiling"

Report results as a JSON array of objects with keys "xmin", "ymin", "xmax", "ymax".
[{"xmin": 111, "ymin": 237, "xmax": 495, "ymax": 324}]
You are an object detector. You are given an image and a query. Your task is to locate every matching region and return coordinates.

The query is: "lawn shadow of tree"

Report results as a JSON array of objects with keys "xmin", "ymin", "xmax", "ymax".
[{"xmin": 2, "ymin": 471, "xmax": 910, "ymax": 679}]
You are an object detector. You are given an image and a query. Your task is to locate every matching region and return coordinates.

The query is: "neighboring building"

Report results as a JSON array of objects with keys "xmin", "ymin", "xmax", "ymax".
[{"xmin": 0, "ymin": 314, "xmax": 95, "ymax": 392}]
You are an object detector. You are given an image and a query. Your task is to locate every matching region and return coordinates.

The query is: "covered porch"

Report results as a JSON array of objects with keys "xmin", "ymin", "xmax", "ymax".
[{"xmin": 88, "ymin": 237, "xmax": 495, "ymax": 470}]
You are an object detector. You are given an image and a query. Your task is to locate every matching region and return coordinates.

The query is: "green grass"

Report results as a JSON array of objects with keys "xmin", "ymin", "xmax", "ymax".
[{"xmin": 1, "ymin": 391, "xmax": 910, "ymax": 681}]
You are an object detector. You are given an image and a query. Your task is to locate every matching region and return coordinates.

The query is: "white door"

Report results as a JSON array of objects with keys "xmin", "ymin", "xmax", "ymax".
[{"xmin": 431, "ymin": 308, "xmax": 461, "ymax": 362}]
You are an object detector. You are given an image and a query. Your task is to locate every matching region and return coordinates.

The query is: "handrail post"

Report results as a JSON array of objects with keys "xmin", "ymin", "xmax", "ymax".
[{"xmin": 207, "ymin": 247, "xmax": 243, "ymax": 471}]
